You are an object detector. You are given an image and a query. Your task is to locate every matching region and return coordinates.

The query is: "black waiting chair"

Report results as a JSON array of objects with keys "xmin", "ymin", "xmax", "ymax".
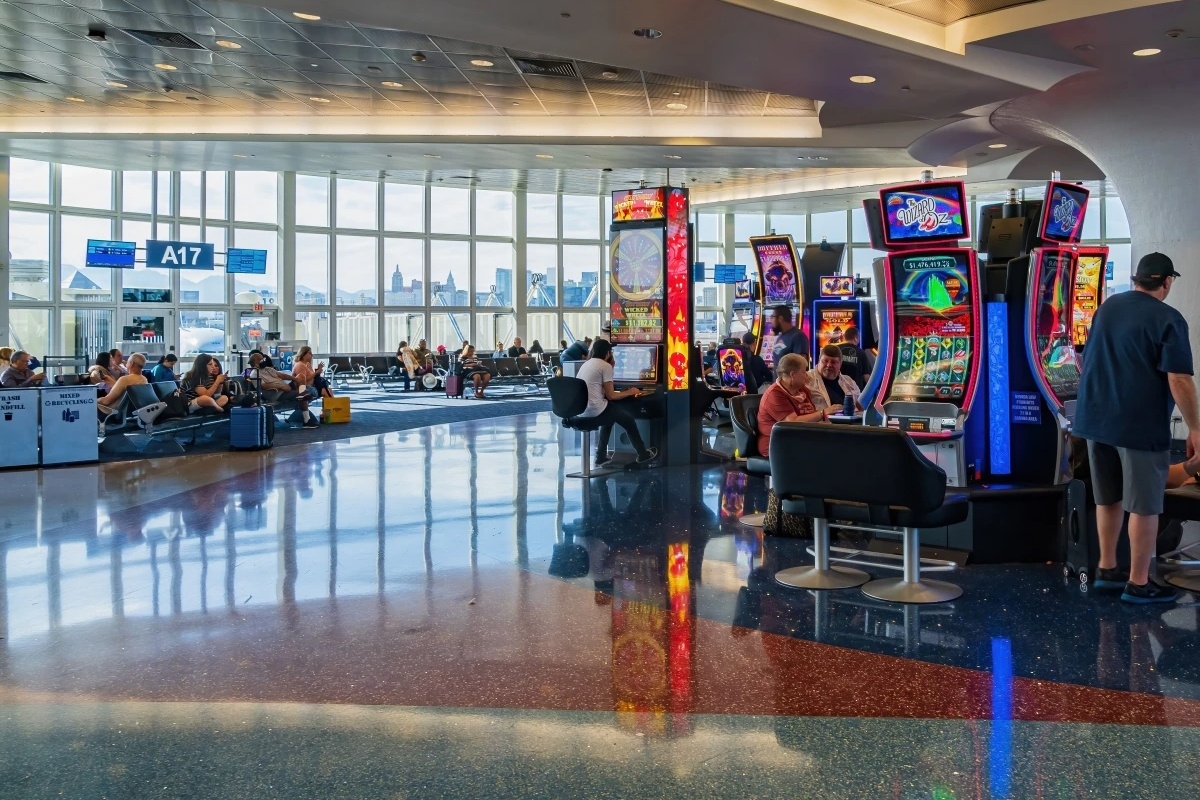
[
  {"xmin": 547, "ymin": 377, "xmax": 620, "ymax": 479},
  {"xmin": 729, "ymin": 394, "xmax": 770, "ymax": 527},
  {"xmin": 769, "ymin": 423, "xmax": 968, "ymax": 603}
]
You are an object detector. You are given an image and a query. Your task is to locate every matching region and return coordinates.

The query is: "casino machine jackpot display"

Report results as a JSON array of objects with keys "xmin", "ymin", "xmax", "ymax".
[{"xmin": 609, "ymin": 227, "xmax": 665, "ymax": 343}]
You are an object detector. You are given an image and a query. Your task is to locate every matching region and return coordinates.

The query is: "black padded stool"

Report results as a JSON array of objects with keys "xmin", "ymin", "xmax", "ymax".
[
  {"xmin": 769, "ymin": 423, "xmax": 968, "ymax": 602},
  {"xmin": 547, "ymin": 377, "xmax": 620, "ymax": 479},
  {"xmin": 730, "ymin": 394, "xmax": 770, "ymax": 528}
]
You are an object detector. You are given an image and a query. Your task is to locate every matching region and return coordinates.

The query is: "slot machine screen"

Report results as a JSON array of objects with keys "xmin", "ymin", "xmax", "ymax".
[
  {"xmin": 880, "ymin": 182, "xmax": 968, "ymax": 247},
  {"xmin": 718, "ymin": 347, "xmax": 747, "ymax": 394},
  {"xmin": 1038, "ymin": 182, "xmax": 1090, "ymax": 244},
  {"xmin": 888, "ymin": 251, "xmax": 974, "ymax": 405},
  {"xmin": 1034, "ymin": 251, "xmax": 1081, "ymax": 400},
  {"xmin": 750, "ymin": 237, "xmax": 799, "ymax": 306},
  {"xmin": 1072, "ymin": 254, "xmax": 1104, "ymax": 346},
  {"xmin": 815, "ymin": 302, "xmax": 860, "ymax": 351},
  {"xmin": 609, "ymin": 227, "xmax": 665, "ymax": 343},
  {"xmin": 611, "ymin": 344, "xmax": 659, "ymax": 384}
]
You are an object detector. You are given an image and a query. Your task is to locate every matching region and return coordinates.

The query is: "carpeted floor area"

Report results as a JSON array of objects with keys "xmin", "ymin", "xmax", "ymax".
[{"xmin": 98, "ymin": 386, "xmax": 551, "ymax": 461}]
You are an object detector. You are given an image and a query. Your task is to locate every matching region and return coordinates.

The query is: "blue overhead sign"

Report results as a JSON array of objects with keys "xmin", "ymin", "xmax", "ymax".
[
  {"xmin": 714, "ymin": 264, "xmax": 747, "ymax": 284},
  {"xmin": 226, "ymin": 248, "xmax": 268, "ymax": 275},
  {"xmin": 86, "ymin": 240, "xmax": 136, "ymax": 268},
  {"xmin": 146, "ymin": 239, "xmax": 215, "ymax": 270}
]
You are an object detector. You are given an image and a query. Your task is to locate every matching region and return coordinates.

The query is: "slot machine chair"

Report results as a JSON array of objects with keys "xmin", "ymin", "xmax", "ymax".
[
  {"xmin": 730, "ymin": 394, "xmax": 772, "ymax": 528},
  {"xmin": 547, "ymin": 377, "xmax": 623, "ymax": 479},
  {"xmin": 769, "ymin": 423, "xmax": 967, "ymax": 603}
]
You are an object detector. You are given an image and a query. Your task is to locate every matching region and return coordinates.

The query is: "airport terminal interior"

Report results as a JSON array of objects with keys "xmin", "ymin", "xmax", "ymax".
[{"xmin": 3, "ymin": 0, "xmax": 1200, "ymax": 797}]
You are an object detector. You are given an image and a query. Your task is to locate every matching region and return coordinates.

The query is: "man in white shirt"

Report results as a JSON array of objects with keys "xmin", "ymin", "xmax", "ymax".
[
  {"xmin": 574, "ymin": 339, "xmax": 658, "ymax": 466},
  {"xmin": 807, "ymin": 344, "xmax": 861, "ymax": 413}
]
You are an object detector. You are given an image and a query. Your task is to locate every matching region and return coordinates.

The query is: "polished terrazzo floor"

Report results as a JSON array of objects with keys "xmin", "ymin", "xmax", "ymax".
[{"xmin": 2, "ymin": 412, "xmax": 1200, "ymax": 798}]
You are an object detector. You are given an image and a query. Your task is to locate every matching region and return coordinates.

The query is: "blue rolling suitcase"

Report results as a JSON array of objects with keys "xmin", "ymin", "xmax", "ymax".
[{"xmin": 230, "ymin": 405, "xmax": 275, "ymax": 450}]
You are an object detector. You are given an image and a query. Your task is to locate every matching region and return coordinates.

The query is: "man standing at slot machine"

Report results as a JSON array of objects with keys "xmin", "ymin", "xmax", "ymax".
[
  {"xmin": 769, "ymin": 305, "xmax": 810, "ymax": 376},
  {"xmin": 1075, "ymin": 253, "xmax": 1200, "ymax": 603}
]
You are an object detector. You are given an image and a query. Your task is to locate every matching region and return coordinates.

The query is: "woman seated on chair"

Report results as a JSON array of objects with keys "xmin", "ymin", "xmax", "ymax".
[
  {"xmin": 756, "ymin": 353, "xmax": 831, "ymax": 457},
  {"xmin": 292, "ymin": 346, "xmax": 334, "ymax": 399},
  {"xmin": 459, "ymin": 345, "xmax": 492, "ymax": 399},
  {"xmin": 180, "ymin": 354, "xmax": 230, "ymax": 414},
  {"xmin": 88, "ymin": 352, "xmax": 118, "ymax": 393}
]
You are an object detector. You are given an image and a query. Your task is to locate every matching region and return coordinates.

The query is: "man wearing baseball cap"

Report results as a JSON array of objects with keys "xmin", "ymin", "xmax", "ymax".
[{"xmin": 1075, "ymin": 252, "xmax": 1200, "ymax": 603}]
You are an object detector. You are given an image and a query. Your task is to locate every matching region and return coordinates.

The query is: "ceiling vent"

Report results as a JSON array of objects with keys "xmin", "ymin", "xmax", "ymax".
[
  {"xmin": 123, "ymin": 30, "xmax": 205, "ymax": 49},
  {"xmin": 512, "ymin": 57, "xmax": 578, "ymax": 78},
  {"xmin": 0, "ymin": 71, "xmax": 47, "ymax": 83}
]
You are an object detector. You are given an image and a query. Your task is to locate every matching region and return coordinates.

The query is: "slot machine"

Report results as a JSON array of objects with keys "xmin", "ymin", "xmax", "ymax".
[
  {"xmin": 867, "ymin": 179, "xmax": 983, "ymax": 487},
  {"xmin": 1071, "ymin": 246, "xmax": 1109, "ymax": 352},
  {"xmin": 608, "ymin": 187, "xmax": 697, "ymax": 465},
  {"xmin": 748, "ymin": 234, "xmax": 803, "ymax": 368},
  {"xmin": 811, "ymin": 275, "xmax": 866, "ymax": 356}
]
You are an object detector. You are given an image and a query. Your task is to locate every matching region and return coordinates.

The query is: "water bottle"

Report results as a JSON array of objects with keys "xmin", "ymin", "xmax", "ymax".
[{"xmin": 842, "ymin": 394, "xmax": 855, "ymax": 417}]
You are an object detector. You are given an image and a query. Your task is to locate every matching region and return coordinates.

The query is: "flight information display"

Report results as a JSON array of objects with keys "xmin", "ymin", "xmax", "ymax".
[
  {"xmin": 225, "ymin": 248, "xmax": 268, "ymax": 275},
  {"xmin": 86, "ymin": 239, "xmax": 136, "ymax": 268},
  {"xmin": 611, "ymin": 344, "xmax": 658, "ymax": 384},
  {"xmin": 888, "ymin": 251, "xmax": 974, "ymax": 405},
  {"xmin": 1033, "ymin": 250, "xmax": 1081, "ymax": 400},
  {"xmin": 880, "ymin": 182, "xmax": 967, "ymax": 246},
  {"xmin": 609, "ymin": 228, "xmax": 665, "ymax": 343}
]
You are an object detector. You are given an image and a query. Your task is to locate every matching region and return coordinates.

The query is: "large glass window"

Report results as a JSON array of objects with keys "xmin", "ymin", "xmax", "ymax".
[
  {"xmin": 296, "ymin": 311, "xmax": 330, "ymax": 353},
  {"xmin": 61, "ymin": 308, "xmax": 112, "ymax": 357},
  {"xmin": 9, "ymin": 308, "xmax": 50, "ymax": 359},
  {"xmin": 60, "ymin": 214, "xmax": 113, "ymax": 302},
  {"xmin": 178, "ymin": 225, "xmax": 226, "ymax": 304},
  {"xmin": 475, "ymin": 241, "xmax": 515, "ymax": 307},
  {"xmin": 527, "ymin": 313, "xmax": 559, "ymax": 350},
  {"xmin": 384, "ymin": 183, "xmax": 424, "ymax": 232},
  {"xmin": 296, "ymin": 175, "xmax": 329, "ymax": 227},
  {"xmin": 206, "ymin": 172, "xmax": 227, "ymax": 220},
  {"xmin": 527, "ymin": 193, "xmax": 557, "ymax": 238},
  {"xmin": 61, "ymin": 165, "xmax": 113, "ymax": 210},
  {"xmin": 336, "ymin": 310, "xmax": 378, "ymax": 352},
  {"xmin": 475, "ymin": 190, "xmax": 514, "ymax": 238},
  {"xmin": 121, "ymin": 219, "xmax": 172, "ymax": 302},
  {"xmin": 562, "ymin": 194, "xmax": 599, "ymax": 240},
  {"xmin": 734, "ymin": 214, "xmax": 764, "ymax": 243},
  {"xmin": 697, "ymin": 213, "xmax": 722, "ymax": 243},
  {"xmin": 526, "ymin": 243, "xmax": 557, "ymax": 306},
  {"xmin": 430, "ymin": 240, "xmax": 469, "ymax": 306},
  {"xmin": 430, "ymin": 186, "xmax": 469, "ymax": 235},
  {"xmin": 11, "ymin": 158, "xmax": 50, "ymax": 204},
  {"xmin": 122, "ymin": 171, "xmax": 152, "ymax": 214},
  {"xmin": 295, "ymin": 232, "xmax": 330, "ymax": 304},
  {"xmin": 562, "ymin": 244, "xmax": 600, "ymax": 307},
  {"xmin": 384, "ymin": 312, "xmax": 424, "ymax": 350},
  {"xmin": 1082, "ymin": 199, "xmax": 1101, "ymax": 241},
  {"xmin": 336, "ymin": 178, "xmax": 378, "ymax": 230},
  {"xmin": 771, "ymin": 214, "xmax": 806, "ymax": 242},
  {"xmin": 9, "ymin": 210, "xmax": 51, "ymax": 301},
  {"xmin": 335, "ymin": 235, "xmax": 378, "ymax": 305},
  {"xmin": 563, "ymin": 312, "xmax": 601, "ymax": 343},
  {"xmin": 179, "ymin": 171, "xmax": 203, "ymax": 218},
  {"xmin": 383, "ymin": 238, "xmax": 424, "ymax": 306},
  {"xmin": 179, "ymin": 310, "xmax": 227, "ymax": 357},
  {"xmin": 1105, "ymin": 197, "xmax": 1130, "ymax": 239},
  {"xmin": 810, "ymin": 210, "xmax": 846, "ymax": 244},
  {"xmin": 234, "ymin": 172, "xmax": 278, "ymax": 224},
  {"xmin": 231, "ymin": 228, "xmax": 278, "ymax": 302},
  {"xmin": 429, "ymin": 313, "xmax": 470, "ymax": 350}
]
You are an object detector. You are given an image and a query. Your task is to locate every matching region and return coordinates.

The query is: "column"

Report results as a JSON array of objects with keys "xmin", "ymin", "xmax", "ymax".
[
  {"xmin": 513, "ymin": 188, "xmax": 528, "ymax": 340},
  {"xmin": 0, "ymin": 156, "xmax": 9, "ymax": 346},
  {"xmin": 279, "ymin": 172, "xmax": 297, "ymax": 339}
]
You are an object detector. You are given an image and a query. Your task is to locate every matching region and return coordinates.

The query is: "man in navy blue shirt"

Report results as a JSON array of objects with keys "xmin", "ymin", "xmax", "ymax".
[
  {"xmin": 769, "ymin": 305, "xmax": 811, "ymax": 374},
  {"xmin": 1075, "ymin": 253, "xmax": 1200, "ymax": 603}
]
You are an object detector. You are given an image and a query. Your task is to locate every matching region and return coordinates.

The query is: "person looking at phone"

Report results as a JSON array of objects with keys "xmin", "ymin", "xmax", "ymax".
[
  {"xmin": 180, "ymin": 354, "xmax": 229, "ymax": 413},
  {"xmin": 575, "ymin": 339, "xmax": 658, "ymax": 467}
]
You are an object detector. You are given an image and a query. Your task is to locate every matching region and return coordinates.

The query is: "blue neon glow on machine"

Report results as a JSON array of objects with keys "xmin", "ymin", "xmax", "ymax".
[
  {"xmin": 987, "ymin": 302, "xmax": 1012, "ymax": 475},
  {"xmin": 990, "ymin": 637, "xmax": 1014, "ymax": 800}
]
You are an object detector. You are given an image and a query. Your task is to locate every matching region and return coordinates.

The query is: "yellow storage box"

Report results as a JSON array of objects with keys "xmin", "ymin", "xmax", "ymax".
[{"xmin": 321, "ymin": 396, "xmax": 350, "ymax": 424}]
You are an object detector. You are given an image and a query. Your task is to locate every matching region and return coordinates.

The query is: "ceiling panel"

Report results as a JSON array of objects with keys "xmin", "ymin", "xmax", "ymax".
[{"xmin": 865, "ymin": 0, "xmax": 1043, "ymax": 24}]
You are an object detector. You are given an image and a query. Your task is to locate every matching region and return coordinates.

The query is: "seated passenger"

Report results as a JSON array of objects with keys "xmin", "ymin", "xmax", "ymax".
[
  {"xmin": 180, "ymin": 354, "xmax": 230, "ymax": 414},
  {"xmin": 246, "ymin": 353, "xmax": 318, "ymax": 429},
  {"xmin": 561, "ymin": 337, "xmax": 591, "ymax": 362},
  {"xmin": 807, "ymin": 344, "xmax": 861, "ymax": 413},
  {"xmin": 493, "ymin": 341, "xmax": 506, "ymax": 359},
  {"xmin": 528, "ymin": 340, "xmax": 544, "ymax": 355},
  {"xmin": 756, "ymin": 353, "xmax": 829, "ymax": 456},
  {"xmin": 88, "ymin": 352, "xmax": 118, "ymax": 392},
  {"xmin": 98, "ymin": 353, "xmax": 149, "ymax": 417},
  {"xmin": 742, "ymin": 332, "xmax": 774, "ymax": 390},
  {"xmin": 576, "ymin": 339, "xmax": 659, "ymax": 467},
  {"xmin": 0, "ymin": 350, "xmax": 45, "ymax": 388},
  {"xmin": 109, "ymin": 348, "xmax": 128, "ymax": 377},
  {"xmin": 413, "ymin": 339, "xmax": 433, "ymax": 365},
  {"xmin": 459, "ymin": 345, "xmax": 492, "ymax": 399},
  {"xmin": 291, "ymin": 346, "xmax": 334, "ymax": 399},
  {"xmin": 148, "ymin": 353, "xmax": 178, "ymax": 384},
  {"xmin": 0, "ymin": 346, "xmax": 12, "ymax": 371},
  {"xmin": 507, "ymin": 337, "xmax": 528, "ymax": 358}
]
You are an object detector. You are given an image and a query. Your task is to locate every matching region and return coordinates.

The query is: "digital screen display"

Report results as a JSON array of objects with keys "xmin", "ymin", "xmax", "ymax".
[
  {"xmin": 759, "ymin": 333, "xmax": 779, "ymax": 367},
  {"xmin": 888, "ymin": 251, "xmax": 974, "ymax": 405},
  {"xmin": 609, "ymin": 228, "xmax": 664, "ymax": 343},
  {"xmin": 1039, "ymin": 182, "xmax": 1089, "ymax": 244},
  {"xmin": 611, "ymin": 344, "xmax": 658, "ymax": 383},
  {"xmin": 750, "ymin": 236, "xmax": 799, "ymax": 306},
  {"xmin": 1073, "ymin": 254, "xmax": 1105, "ymax": 347},
  {"xmin": 226, "ymin": 248, "xmax": 268, "ymax": 274},
  {"xmin": 86, "ymin": 239, "xmax": 136, "ymax": 268},
  {"xmin": 880, "ymin": 182, "xmax": 967, "ymax": 246},
  {"xmin": 814, "ymin": 301, "xmax": 861, "ymax": 352},
  {"xmin": 714, "ymin": 264, "xmax": 746, "ymax": 284},
  {"xmin": 820, "ymin": 275, "xmax": 855, "ymax": 297},
  {"xmin": 612, "ymin": 188, "xmax": 666, "ymax": 222},
  {"xmin": 718, "ymin": 347, "xmax": 746, "ymax": 394},
  {"xmin": 733, "ymin": 280, "xmax": 752, "ymax": 301},
  {"xmin": 1033, "ymin": 251, "xmax": 1081, "ymax": 400}
]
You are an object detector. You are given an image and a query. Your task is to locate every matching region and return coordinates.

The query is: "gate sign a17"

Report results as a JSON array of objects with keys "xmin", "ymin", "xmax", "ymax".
[{"xmin": 146, "ymin": 240, "xmax": 215, "ymax": 270}]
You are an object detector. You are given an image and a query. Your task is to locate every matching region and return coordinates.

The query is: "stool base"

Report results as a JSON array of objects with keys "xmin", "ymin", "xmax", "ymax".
[
  {"xmin": 861, "ymin": 577, "xmax": 961, "ymax": 605},
  {"xmin": 1165, "ymin": 571, "xmax": 1200, "ymax": 592},
  {"xmin": 775, "ymin": 565, "xmax": 870, "ymax": 591}
]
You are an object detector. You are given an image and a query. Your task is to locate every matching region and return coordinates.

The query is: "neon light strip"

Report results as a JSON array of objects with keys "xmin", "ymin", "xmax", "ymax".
[{"xmin": 987, "ymin": 302, "xmax": 1011, "ymax": 475}]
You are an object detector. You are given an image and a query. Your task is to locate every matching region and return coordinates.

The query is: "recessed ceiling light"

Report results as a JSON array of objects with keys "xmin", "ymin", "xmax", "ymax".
[
  {"xmin": 633, "ymin": 28, "xmax": 663, "ymax": 39},
  {"xmin": 233, "ymin": 154, "xmax": 248, "ymax": 158},
  {"xmin": 511, "ymin": 101, "xmax": 520, "ymax": 106},
  {"xmin": 664, "ymin": 154, "xmax": 682, "ymax": 159},
  {"xmin": 470, "ymin": 59, "xmax": 494, "ymax": 67},
  {"xmin": 309, "ymin": 96, "xmax": 330, "ymax": 103},
  {"xmin": 106, "ymin": 80, "xmax": 127, "ymax": 88},
  {"xmin": 154, "ymin": 63, "xmax": 176, "ymax": 70},
  {"xmin": 381, "ymin": 81, "xmax": 404, "ymax": 88},
  {"xmin": 424, "ymin": 154, "xmax": 442, "ymax": 159},
  {"xmin": 65, "ymin": 96, "xmax": 85, "ymax": 102},
  {"xmin": 601, "ymin": 70, "xmax": 619, "ymax": 79},
  {"xmin": 215, "ymin": 40, "xmax": 241, "ymax": 49},
  {"xmin": 665, "ymin": 102, "xmax": 687, "ymax": 110},
  {"xmin": 310, "ymin": 63, "xmax": 319, "ymax": 67},
  {"xmin": 366, "ymin": 66, "xmax": 382, "ymax": 73},
  {"xmin": 535, "ymin": 153, "xmax": 554, "ymax": 159},
  {"xmin": 293, "ymin": 12, "xmax": 321, "ymax": 21},
  {"xmin": 849, "ymin": 75, "xmax": 876, "ymax": 84},
  {"xmin": 816, "ymin": 156, "xmax": 828, "ymax": 160},
  {"xmin": 989, "ymin": 143, "xmax": 1008, "ymax": 149},
  {"xmin": 1133, "ymin": 48, "xmax": 1161, "ymax": 56}
]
